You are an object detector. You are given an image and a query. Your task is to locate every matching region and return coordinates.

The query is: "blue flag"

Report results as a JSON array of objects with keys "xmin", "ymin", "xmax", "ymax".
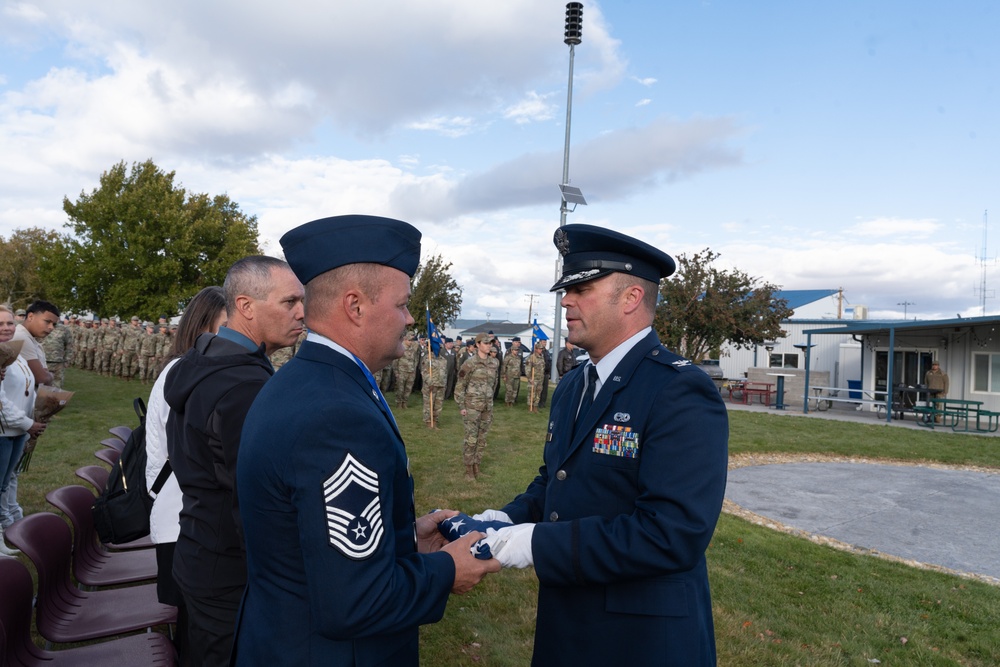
[
  {"xmin": 531, "ymin": 319, "xmax": 549, "ymax": 349},
  {"xmin": 426, "ymin": 305, "xmax": 442, "ymax": 357}
]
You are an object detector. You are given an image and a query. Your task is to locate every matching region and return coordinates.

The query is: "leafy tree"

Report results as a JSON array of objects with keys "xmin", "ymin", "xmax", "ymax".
[
  {"xmin": 0, "ymin": 227, "xmax": 63, "ymax": 308},
  {"xmin": 44, "ymin": 160, "xmax": 259, "ymax": 320},
  {"xmin": 410, "ymin": 253, "xmax": 462, "ymax": 335},
  {"xmin": 654, "ymin": 248, "xmax": 792, "ymax": 361}
]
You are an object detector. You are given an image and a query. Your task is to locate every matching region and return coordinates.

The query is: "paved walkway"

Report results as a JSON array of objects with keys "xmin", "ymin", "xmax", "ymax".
[
  {"xmin": 724, "ymin": 400, "xmax": 1000, "ymax": 581},
  {"xmin": 726, "ymin": 462, "xmax": 1000, "ymax": 581}
]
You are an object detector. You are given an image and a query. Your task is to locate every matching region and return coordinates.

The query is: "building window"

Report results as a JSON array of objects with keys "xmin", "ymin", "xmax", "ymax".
[
  {"xmin": 973, "ymin": 353, "xmax": 1000, "ymax": 393},
  {"xmin": 769, "ymin": 353, "xmax": 799, "ymax": 369}
]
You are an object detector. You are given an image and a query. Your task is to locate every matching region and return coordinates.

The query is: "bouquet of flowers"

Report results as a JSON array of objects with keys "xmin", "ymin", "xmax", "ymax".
[
  {"xmin": 0, "ymin": 339, "xmax": 24, "ymax": 370},
  {"xmin": 17, "ymin": 385, "xmax": 74, "ymax": 473}
]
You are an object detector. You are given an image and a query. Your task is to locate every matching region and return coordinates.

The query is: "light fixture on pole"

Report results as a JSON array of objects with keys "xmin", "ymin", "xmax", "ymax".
[{"xmin": 551, "ymin": 2, "xmax": 585, "ymax": 382}]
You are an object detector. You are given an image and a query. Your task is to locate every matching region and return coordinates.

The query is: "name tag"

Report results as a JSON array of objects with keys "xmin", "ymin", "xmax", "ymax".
[{"xmin": 592, "ymin": 425, "xmax": 640, "ymax": 458}]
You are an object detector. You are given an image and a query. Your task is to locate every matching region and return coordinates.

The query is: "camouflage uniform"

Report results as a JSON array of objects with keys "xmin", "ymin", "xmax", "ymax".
[
  {"xmin": 501, "ymin": 341, "xmax": 524, "ymax": 406},
  {"xmin": 41, "ymin": 322, "xmax": 74, "ymax": 388},
  {"xmin": 524, "ymin": 344, "xmax": 548, "ymax": 411},
  {"xmin": 138, "ymin": 325, "xmax": 158, "ymax": 383},
  {"xmin": 98, "ymin": 320, "xmax": 118, "ymax": 376},
  {"xmin": 121, "ymin": 318, "xmax": 143, "ymax": 379},
  {"xmin": 394, "ymin": 332, "xmax": 420, "ymax": 408},
  {"xmin": 70, "ymin": 320, "xmax": 83, "ymax": 368},
  {"xmin": 420, "ymin": 352, "xmax": 448, "ymax": 428},
  {"xmin": 271, "ymin": 330, "xmax": 306, "ymax": 370},
  {"xmin": 152, "ymin": 326, "xmax": 170, "ymax": 381},
  {"xmin": 83, "ymin": 321, "xmax": 98, "ymax": 371},
  {"xmin": 454, "ymin": 346, "xmax": 499, "ymax": 477}
]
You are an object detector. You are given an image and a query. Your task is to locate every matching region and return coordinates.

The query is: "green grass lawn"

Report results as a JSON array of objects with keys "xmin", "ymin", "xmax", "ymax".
[{"xmin": 16, "ymin": 369, "xmax": 1000, "ymax": 665}]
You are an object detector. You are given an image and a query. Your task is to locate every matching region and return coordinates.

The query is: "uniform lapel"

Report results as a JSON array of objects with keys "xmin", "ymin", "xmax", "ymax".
[{"xmin": 555, "ymin": 331, "xmax": 661, "ymax": 469}]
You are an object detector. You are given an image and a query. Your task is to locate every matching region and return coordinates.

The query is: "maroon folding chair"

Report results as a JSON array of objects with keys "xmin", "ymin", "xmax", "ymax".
[
  {"xmin": 100, "ymin": 437, "xmax": 126, "ymax": 453},
  {"xmin": 108, "ymin": 425, "xmax": 133, "ymax": 443},
  {"xmin": 94, "ymin": 448, "xmax": 119, "ymax": 467},
  {"xmin": 45, "ymin": 485, "xmax": 157, "ymax": 587},
  {"xmin": 4, "ymin": 513, "xmax": 177, "ymax": 644},
  {"xmin": 75, "ymin": 465, "xmax": 109, "ymax": 493},
  {"xmin": 0, "ymin": 556, "xmax": 176, "ymax": 666}
]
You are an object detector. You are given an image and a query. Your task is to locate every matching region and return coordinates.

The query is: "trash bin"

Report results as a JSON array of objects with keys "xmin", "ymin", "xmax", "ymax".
[{"xmin": 848, "ymin": 380, "xmax": 861, "ymax": 399}]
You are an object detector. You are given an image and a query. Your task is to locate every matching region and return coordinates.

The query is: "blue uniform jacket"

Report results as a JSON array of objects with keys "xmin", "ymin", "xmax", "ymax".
[
  {"xmin": 502, "ymin": 331, "xmax": 729, "ymax": 666},
  {"xmin": 233, "ymin": 341, "xmax": 455, "ymax": 666}
]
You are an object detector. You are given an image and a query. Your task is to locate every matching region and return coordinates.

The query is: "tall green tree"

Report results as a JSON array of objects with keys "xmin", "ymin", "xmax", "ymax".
[
  {"xmin": 654, "ymin": 248, "xmax": 792, "ymax": 361},
  {"xmin": 410, "ymin": 254, "xmax": 462, "ymax": 335},
  {"xmin": 0, "ymin": 227, "xmax": 63, "ymax": 308},
  {"xmin": 44, "ymin": 159, "xmax": 259, "ymax": 319}
]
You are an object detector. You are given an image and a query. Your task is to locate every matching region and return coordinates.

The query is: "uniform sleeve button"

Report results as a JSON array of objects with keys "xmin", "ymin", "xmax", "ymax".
[
  {"xmin": 549, "ymin": 511, "xmax": 559, "ymax": 521},
  {"xmin": 555, "ymin": 470, "xmax": 567, "ymax": 481}
]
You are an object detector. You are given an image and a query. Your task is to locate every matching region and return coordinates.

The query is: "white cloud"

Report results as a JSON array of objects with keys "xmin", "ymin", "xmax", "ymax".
[
  {"xmin": 406, "ymin": 116, "xmax": 478, "ymax": 138},
  {"xmin": 632, "ymin": 76, "xmax": 656, "ymax": 86},
  {"xmin": 503, "ymin": 91, "xmax": 557, "ymax": 124},
  {"xmin": 635, "ymin": 98, "xmax": 651, "ymax": 107},
  {"xmin": 848, "ymin": 217, "xmax": 941, "ymax": 238}
]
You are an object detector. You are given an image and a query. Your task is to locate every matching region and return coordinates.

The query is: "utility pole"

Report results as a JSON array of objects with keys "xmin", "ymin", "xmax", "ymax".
[
  {"xmin": 525, "ymin": 293, "xmax": 539, "ymax": 325},
  {"xmin": 551, "ymin": 2, "xmax": 584, "ymax": 382},
  {"xmin": 897, "ymin": 301, "xmax": 915, "ymax": 319}
]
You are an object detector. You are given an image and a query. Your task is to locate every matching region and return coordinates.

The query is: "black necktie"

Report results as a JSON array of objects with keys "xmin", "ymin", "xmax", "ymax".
[{"xmin": 576, "ymin": 364, "xmax": 600, "ymax": 423}]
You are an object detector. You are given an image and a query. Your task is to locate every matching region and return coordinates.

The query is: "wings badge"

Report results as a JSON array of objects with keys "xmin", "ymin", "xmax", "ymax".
[{"xmin": 323, "ymin": 453, "xmax": 383, "ymax": 560}]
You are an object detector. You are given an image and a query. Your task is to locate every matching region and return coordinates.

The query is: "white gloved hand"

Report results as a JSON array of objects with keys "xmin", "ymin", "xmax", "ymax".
[
  {"xmin": 478, "ymin": 524, "xmax": 535, "ymax": 569},
  {"xmin": 471, "ymin": 509, "xmax": 512, "ymax": 524}
]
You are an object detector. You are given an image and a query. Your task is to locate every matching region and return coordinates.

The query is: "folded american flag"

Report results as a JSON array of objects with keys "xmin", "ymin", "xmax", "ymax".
[{"xmin": 436, "ymin": 512, "xmax": 511, "ymax": 560}]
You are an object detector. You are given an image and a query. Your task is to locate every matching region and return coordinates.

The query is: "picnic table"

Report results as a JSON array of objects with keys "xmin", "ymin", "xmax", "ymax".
[
  {"xmin": 728, "ymin": 380, "xmax": 773, "ymax": 406},
  {"xmin": 913, "ymin": 397, "xmax": 1000, "ymax": 433}
]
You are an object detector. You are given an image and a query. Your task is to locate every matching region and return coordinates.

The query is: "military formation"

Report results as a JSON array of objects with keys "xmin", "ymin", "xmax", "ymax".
[{"xmin": 57, "ymin": 315, "xmax": 177, "ymax": 385}]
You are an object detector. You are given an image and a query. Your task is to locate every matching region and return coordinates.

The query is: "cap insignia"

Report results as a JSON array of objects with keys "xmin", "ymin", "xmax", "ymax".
[{"xmin": 554, "ymin": 228, "xmax": 570, "ymax": 257}]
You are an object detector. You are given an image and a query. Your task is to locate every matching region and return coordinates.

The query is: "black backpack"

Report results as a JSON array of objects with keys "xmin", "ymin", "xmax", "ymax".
[{"xmin": 92, "ymin": 397, "xmax": 172, "ymax": 544}]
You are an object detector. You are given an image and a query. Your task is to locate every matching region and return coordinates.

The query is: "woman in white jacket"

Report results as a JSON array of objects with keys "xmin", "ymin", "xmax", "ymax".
[
  {"xmin": 0, "ymin": 304, "xmax": 45, "ymax": 555},
  {"xmin": 145, "ymin": 286, "xmax": 226, "ymax": 662}
]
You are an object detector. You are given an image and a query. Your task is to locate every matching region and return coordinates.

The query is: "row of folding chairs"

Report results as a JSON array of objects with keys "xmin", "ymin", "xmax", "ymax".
[{"xmin": 0, "ymin": 424, "xmax": 176, "ymax": 665}]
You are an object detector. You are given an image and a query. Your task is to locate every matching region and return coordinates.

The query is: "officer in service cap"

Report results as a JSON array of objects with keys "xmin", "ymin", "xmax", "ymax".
[
  {"xmin": 475, "ymin": 223, "xmax": 729, "ymax": 667},
  {"xmin": 234, "ymin": 215, "xmax": 498, "ymax": 667}
]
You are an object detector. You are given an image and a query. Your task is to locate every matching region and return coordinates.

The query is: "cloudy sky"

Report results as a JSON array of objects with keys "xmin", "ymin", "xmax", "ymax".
[{"xmin": 2, "ymin": 1, "xmax": 998, "ymax": 325}]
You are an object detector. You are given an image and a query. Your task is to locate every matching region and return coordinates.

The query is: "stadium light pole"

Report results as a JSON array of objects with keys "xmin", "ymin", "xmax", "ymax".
[{"xmin": 551, "ymin": 2, "xmax": 584, "ymax": 382}]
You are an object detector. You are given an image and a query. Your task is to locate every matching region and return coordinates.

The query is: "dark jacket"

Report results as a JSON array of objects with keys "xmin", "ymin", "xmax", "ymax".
[
  {"xmin": 165, "ymin": 332, "xmax": 274, "ymax": 595},
  {"xmin": 233, "ymin": 340, "xmax": 454, "ymax": 666},
  {"xmin": 502, "ymin": 330, "xmax": 729, "ymax": 666}
]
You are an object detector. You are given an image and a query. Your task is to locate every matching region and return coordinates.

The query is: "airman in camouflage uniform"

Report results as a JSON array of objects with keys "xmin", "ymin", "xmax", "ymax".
[
  {"xmin": 41, "ymin": 319, "xmax": 75, "ymax": 388},
  {"xmin": 420, "ymin": 346, "xmax": 448, "ymax": 428},
  {"xmin": 151, "ymin": 325, "xmax": 170, "ymax": 381},
  {"xmin": 524, "ymin": 340, "xmax": 548, "ymax": 412},
  {"xmin": 394, "ymin": 330, "xmax": 420, "ymax": 409},
  {"xmin": 98, "ymin": 319, "xmax": 119, "ymax": 376},
  {"xmin": 80, "ymin": 319, "xmax": 95, "ymax": 370},
  {"xmin": 501, "ymin": 337, "xmax": 524, "ymax": 407},
  {"xmin": 138, "ymin": 323, "xmax": 158, "ymax": 383},
  {"xmin": 454, "ymin": 332, "xmax": 499, "ymax": 480},
  {"xmin": 119, "ymin": 316, "xmax": 143, "ymax": 380}
]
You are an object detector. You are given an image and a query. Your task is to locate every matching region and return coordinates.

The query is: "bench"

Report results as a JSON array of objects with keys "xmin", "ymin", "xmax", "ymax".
[{"xmin": 803, "ymin": 387, "xmax": 885, "ymax": 412}]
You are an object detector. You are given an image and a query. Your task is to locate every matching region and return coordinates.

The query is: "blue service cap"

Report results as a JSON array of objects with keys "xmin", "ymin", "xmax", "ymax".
[
  {"xmin": 280, "ymin": 215, "xmax": 422, "ymax": 284},
  {"xmin": 550, "ymin": 224, "xmax": 675, "ymax": 291}
]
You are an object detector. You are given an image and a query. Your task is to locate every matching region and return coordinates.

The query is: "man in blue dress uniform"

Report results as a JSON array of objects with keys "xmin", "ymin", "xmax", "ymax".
[
  {"xmin": 233, "ymin": 215, "xmax": 500, "ymax": 666},
  {"xmin": 477, "ymin": 224, "xmax": 729, "ymax": 666}
]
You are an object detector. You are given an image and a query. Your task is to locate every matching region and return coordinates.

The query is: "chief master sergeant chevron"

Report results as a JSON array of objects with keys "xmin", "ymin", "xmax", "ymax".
[
  {"xmin": 475, "ymin": 223, "xmax": 729, "ymax": 666},
  {"xmin": 232, "ymin": 215, "xmax": 499, "ymax": 666}
]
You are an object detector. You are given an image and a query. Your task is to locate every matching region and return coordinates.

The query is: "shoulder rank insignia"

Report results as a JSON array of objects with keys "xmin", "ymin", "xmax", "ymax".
[
  {"xmin": 672, "ymin": 359, "xmax": 692, "ymax": 367},
  {"xmin": 323, "ymin": 453, "xmax": 383, "ymax": 560}
]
